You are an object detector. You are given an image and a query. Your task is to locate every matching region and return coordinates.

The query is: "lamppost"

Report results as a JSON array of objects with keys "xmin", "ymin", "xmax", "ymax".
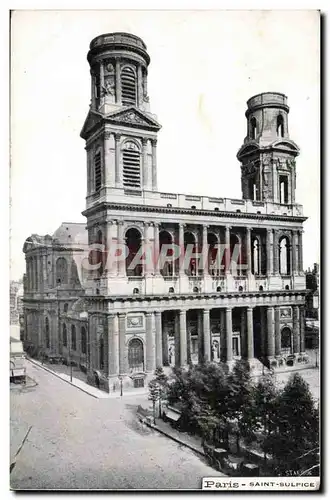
[
  {"xmin": 119, "ymin": 375, "xmax": 123, "ymax": 397},
  {"xmin": 57, "ymin": 278, "xmax": 61, "ymax": 356},
  {"xmin": 68, "ymin": 324, "xmax": 73, "ymax": 383}
]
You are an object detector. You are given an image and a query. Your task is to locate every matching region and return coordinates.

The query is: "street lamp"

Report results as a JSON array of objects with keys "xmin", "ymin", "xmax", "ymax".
[{"xmin": 119, "ymin": 375, "xmax": 123, "ymax": 397}]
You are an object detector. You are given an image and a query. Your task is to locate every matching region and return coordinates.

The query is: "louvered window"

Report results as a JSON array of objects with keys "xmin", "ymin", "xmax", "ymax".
[
  {"xmin": 122, "ymin": 142, "xmax": 141, "ymax": 188},
  {"xmin": 121, "ymin": 66, "xmax": 137, "ymax": 106},
  {"xmin": 94, "ymin": 151, "xmax": 102, "ymax": 191}
]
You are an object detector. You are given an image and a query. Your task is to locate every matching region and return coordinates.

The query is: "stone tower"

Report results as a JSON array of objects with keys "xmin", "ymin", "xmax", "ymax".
[
  {"xmin": 80, "ymin": 33, "xmax": 161, "ymax": 205},
  {"xmin": 237, "ymin": 92, "xmax": 300, "ymax": 205}
]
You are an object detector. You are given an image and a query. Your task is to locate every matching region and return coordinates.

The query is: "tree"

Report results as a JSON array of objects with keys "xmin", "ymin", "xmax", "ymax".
[
  {"xmin": 153, "ymin": 366, "xmax": 169, "ymax": 417},
  {"xmin": 148, "ymin": 380, "xmax": 160, "ymax": 424},
  {"xmin": 226, "ymin": 360, "xmax": 255, "ymax": 453},
  {"xmin": 265, "ymin": 373, "xmax": 319, "ymax": 475}
]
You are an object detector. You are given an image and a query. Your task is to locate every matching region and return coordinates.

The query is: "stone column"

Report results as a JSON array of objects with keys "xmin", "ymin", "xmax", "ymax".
[
  {"xmin": 154, "ymin": 223, "xmax": 160, "ymax": 275},
  {"xmin": 155, "ymin": 311, "xmax": 163, "ymax": 368},
  {"xmin": 118, "ymin": 313, "xmax": 126, "ymax": 375},
  {"xmin": 225, "ymin": 226, "xmax": 231, "ymax": 275},
  {"xmin": 91, "ymin": 71, "xmax": 95, "ymax": 108},
  {"xmin": 42, "ymin": 253, "xmax": 48, "ymax": 290},
  {"xmin": 115, "ymin": 59, "xmax": 121, "ymax": 104},
  {"xmin": 217, "ymin": 230, "xmax": 222, "ymax": 276},
  {"xmin": 240, "ymin": 308, "xmax": 246, "ymax": 358},
  {"xmin": 103, "ymin": 132, "xmax": 111, "ymax": 187},
  {"xmin": 151, "ymin": 139, "xmax": 157, "ymax": 191},
  {"xmin": 247, "ymin": 307, "xmax": 254, "ymax": 359},
  {"xmin": 143, "ymin": 222, "xmax": 151, "ymax": 276},
  {"xmin": 179, "ymin": 223, "xmax": 185, "ymax": 276},
  {"xmin": 197, "ymin": 310, "xmax": 204, "ymax": 364},
  {"xmin": 174, "ymin": 313, "xmax": 180, "ymax": 367},
  {"xmin": 146, "ymin": 312, "xmax": 155, "ymax": 373},
  {"xmin": 274, "ymin": 306, "xmax": 281, "ymax": 356},
  {"xmin": 298, "ymin": 231, "xmax": 303, "ymax": 273},
  {"xmin": 293, "ymin": 305, "xmax": 300, "ymax": 355},
  {"xmin": 114, "ymin": 134, "xmax": 121, "ymax": 188},
  {"xmin": 142, "ymin": 138, "xmax": 148, "ymax": 190},
  {"xmin": 246, "ymin": 227, "xmax": 252, "ymax": 276},
  {"xmin": 117, "ymin": 221, "xmax": 126, "ymax": 277},
  {"xmin": 299, "ymin": 305, "xmax": 305, "ymax": 353},
  {"xmin": 137, "ymin": 64, "xmax": 143, "ymax": 106},
  {"xmin": 292, "ymin": 230, "xmax": 297, "ymax": 274},
  {"xmin": 273, "ymin": 231, "xmax": 279, "ymax": 275},
  {"xmin": 226, "ymin": 307, "xmax": 233, "ymax": 362},
  {"xmin": 179, "ymin": 310, "xmax": 187, "ymax": 366},
  {"xmin": 162, "ymin": 320, "xmax": 169, "ymax": 366},
  {"xmin": 108, "ymin": 314, "xmax": 119, "ymax": 377},
  {"xmin": 266, "ymin": 229, "xmax": 273, "ymax": 275},
  {"xmin": 203, "ymin": 309, "xmax": 211, "ymax": 362},
  {"xmin": 100, "ymin": 60, "xmax": 105, "ymax": 105},
  {"xmin": 267, "ymin": 306, "xmax": 275, "ymax": 358},
  {"xmin": 202, "ymin": 225, "xmax": 209, "ymax": 276}
]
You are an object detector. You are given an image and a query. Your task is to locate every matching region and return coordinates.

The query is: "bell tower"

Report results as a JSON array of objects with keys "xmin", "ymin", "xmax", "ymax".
[
  {"xmin": 237, "ymin": 92, "xmax": 300, "ymax": 205},
  {"xmin": 80, "ymin": 33, "xmax": 161, "ymax": 203}
]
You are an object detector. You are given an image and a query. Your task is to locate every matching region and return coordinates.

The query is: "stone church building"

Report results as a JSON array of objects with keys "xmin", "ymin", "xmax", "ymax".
[{"xmin": 23, "ymin": 32, "xmax": 308, "ymax": 392}]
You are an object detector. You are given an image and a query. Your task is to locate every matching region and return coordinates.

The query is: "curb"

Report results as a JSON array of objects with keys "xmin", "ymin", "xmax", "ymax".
[
  {"xmin": 27, "ymin": 358, "xmax": 98, "ymax": 399},
  {"xmin": 144, "ymin": 420, "xmax": 205, "ymax": 457}
]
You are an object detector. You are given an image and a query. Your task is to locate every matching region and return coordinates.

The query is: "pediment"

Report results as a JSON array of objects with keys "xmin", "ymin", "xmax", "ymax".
[
  {"xmin": 270, "ymin": 139, "xmax": 300, "ymax": 154},
  {"xmin": 80, "ymin": 111, "xmax": 104, "ymax": 140},
  {"xmin": 237, "ymin": 142, "xmax": 260, "ymax": 160},
  {"xmin": 105, "ymin": 107, "xmax": 161, "ymax": 131}
]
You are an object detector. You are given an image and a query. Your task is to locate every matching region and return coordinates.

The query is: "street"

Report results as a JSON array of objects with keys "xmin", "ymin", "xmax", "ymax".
[{"xmin": 10, "ymin": 361, "xmax": 220, "ymax": 490}]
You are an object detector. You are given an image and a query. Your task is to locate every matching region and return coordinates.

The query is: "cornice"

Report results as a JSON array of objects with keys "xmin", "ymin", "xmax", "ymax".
[{"xmin": 82, "ymin": 201, "xmax": 307, "ymax": 223}]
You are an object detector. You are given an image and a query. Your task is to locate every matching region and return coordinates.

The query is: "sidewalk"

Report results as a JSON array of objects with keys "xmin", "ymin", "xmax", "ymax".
[
  {"xmin": 145, "ymin": 417, "xmax": 205, "ymax": 456},
  {"xmin": 28, "ymin": 358, "xmax": 149, "ymax": 399}
]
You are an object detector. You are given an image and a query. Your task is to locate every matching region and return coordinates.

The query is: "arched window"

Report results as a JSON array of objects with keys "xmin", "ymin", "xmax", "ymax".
[
  {"xmin": 56, "ymin": 257, "xmax": 68, "ymax": 285},
  {"xmin": 193, "ymin": 286, "xmax": 199, "ymax": 293},
  {"xmin": 208, "ymin": 233, "xmax": 218, "ymax": 275},
  {"xmin": 238, "ymin": 286, "xmax": 243, "ymax": 292},
  {"xmin": 168, "ymin": 287, "xmax": 174, "ymax": 293},
  {"xmin": 63, "ymin": 303, "xmax": 69, "ymax": 313},
  {"xmin": 281, "ymin": 327, "xmax": 292, "ymax": 354},
  {"xmin": 277, "ymin": 114, "xmax": 284, "ymax": 137},
  {"xmin": 184, "ymin": 232, "xmax": 197, "ymax": 276},
  {"xmin": 45, "ymin": 317, "xmax": 50, "ymax": 349},
  {"xmin": 94, "ymin": 150, "xmax": 102, "ymax": 192},
  {"xmin": 99, "ymin": 336, "xmax": 104, "ymax": 370},
  {"xmin": 126, "ymin": 228, "xmax": 142, "ymax": 277},
  {"xmin": 128, "ymin": 338, "xmax": 144, "ymax": 373},
  {"xmin": 279, "ymin": 236, "xmax": 291, "ymax": 275},
  {"xmin": 230, "ymin": 234, "xmax": 241, "ymax": 276},
  {"xmin": 71, "ymin": 325, "xmax": 76, "ymax": 351},
  {"xmin": 259, "ymin": 285, "xmax": 264, "ymax": 291},
  {"xmin": 62, "ymin": 323, "xmax": 67, "ymax": 347},
  {"xmin": 279, "ymin": 175, "xmax": 289, "ymax": 204},
  {"xmin": 121, "ymin": 66, "xmax": 137, "ymax": 106},
  {"xmin": 133, "ymin": 288, "xmax": 139, "ymax": 294},
  {"xmin": 81, "ymin": 326, "xmax": 87, "ymax": 355},
  {"xmin": 122, "ymin": 141, "xmax": 141, "ymax": 189},
  {"xmin": 250, "ymin": 117, "xmax": 257, "ymax": 140},
  {"xmin": 252, "ymin": 238, "xmax": 260, "ymax": 275},
  {"xmin": 159, "ymin": 230, "xmax": 174, "ymax": 277},
  {"xmin": 217, "ymin": 286, "xmax": 221, "ymax": 292}
]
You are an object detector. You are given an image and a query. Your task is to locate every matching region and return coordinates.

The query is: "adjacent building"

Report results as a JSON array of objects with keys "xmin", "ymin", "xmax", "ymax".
[{"xmin": 23, "ymin": 32, "xmax": 309, "ymax": 392}]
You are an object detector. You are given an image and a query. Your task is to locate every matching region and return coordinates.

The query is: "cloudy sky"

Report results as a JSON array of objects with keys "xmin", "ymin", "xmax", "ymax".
[{"xmin": 10, "ymin": 9, "xmax": 320, "ymax": 280}]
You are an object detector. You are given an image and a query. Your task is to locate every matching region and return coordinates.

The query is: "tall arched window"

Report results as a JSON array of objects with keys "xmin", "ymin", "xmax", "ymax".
[
  {"xmin": 56, "ymin": 257, "xmax": 68, "ymax": 285},
  {"xmin": 45, "ymin": 317, "xmax": 50, "ymax": 349},
  {"xmin": 252, "ymin": 238, "xmax": 260, "ymax": 275},
  {"xmin": 81, "ymin": 326, "xmax": 87, "ymax": 354},
  {"xmin": 121, "ymin": 66, "xmax": 137, "ymax": 106},
  {"xmin": 94, "ymin": 150, "xmax": 102, "ymax": 192},
  {"xmin": 277, "ymin": 114, "xmax": 284, "ymax": 137},
  {"xmin": 279, "ymin": 236, "xmax": 291, "ymax": 275},
  {"xmin": 250, "ymin": 117, "xmax": 257, "ymax": 140},
  {"xmin": 125, "ymin": 228, "xmax": 142, "ymax": 277},
  {"xmin": 281, "ymin": 327, "xmax": 292, "ymax": 354},
  {"xmin": 128, "ymin": 338, "xmax": 144, "ymax": 373},
  {"xmin": 62, "ymin": 323, "xmax": 67, "ymax": 347},
  {"xmin": 184, "ymin": 232, "xmax": 197, "ymax": 276},
  {"xmin": 159, "ymin": 230, "xmax": 174, "ymax": 276},
  {"xmin": 71, "ymin": 325, "xmax": 76, "ymax": 351},
  {"xmin": 279, "ymin": 175, "xmax": 289, "ymax": 204},
  {"xmin": 122, "ymin": 141, "xmax": 141, "ymax": 188}
]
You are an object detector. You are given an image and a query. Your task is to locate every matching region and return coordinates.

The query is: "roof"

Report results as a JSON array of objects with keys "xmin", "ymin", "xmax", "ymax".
[{"xmin": 52, "ymin": 222, "xmax": 88, "ymax": 246}]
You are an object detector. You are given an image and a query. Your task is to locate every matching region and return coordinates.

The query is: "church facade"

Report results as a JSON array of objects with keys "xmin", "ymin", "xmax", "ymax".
[{"xmin": 23, "ymin": 33, "xmax": 308, "ymax": 392}]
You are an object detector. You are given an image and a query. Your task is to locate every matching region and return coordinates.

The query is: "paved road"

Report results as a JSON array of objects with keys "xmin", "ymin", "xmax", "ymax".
[{"xmin": 10, "ymin": 361, "xmax": 220, "ymax": 490}]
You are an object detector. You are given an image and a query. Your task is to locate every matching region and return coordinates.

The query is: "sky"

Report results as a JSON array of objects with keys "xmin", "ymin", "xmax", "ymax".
[{"xmin": 10, "ymin": 9, "xmax": 320, "ymax": 280}]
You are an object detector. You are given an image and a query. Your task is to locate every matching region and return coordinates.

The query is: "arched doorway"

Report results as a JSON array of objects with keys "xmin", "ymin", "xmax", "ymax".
[
  {"xmin": 281, "ymin": 327, "xmax": 292, "ymax": 355},
  {"xmin": 128, "ymin": 338, "xmax": 144, "ymax": 373},
  {"xmin": 125, "ymin": 228, "xmax": 142, "ymax": 277}
]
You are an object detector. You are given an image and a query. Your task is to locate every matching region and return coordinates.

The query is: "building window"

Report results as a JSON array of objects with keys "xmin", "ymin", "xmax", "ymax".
[
  {"xmin": 128, "ymin": 338, "xmax": 144, "ymax": 373},
  {"xmin": 121, "ymin": 66, "xmax": 137, "ymax": 106},
  {"xmin": 217, "ymin": 286, "xmax": 221, "ymax": 292},
  {"xmin": 277, "ymin": 114, "xmax": 284, "ymax": 137},
  {"xmin": 126, "ymin": 228, "xmax": 143, "ymax": 277},
  {"xmin": 252, "ymin": 238, "xmax": 260, "ymax": 275},
  {"xmin": 281, "ymin": 327, "xmax": 292, "ymax": 354},
  {"xmin": 259, "ymin": 285, "xmax": 264, "ymax": 291},
  {"xmin": 250, "ymin": 117, "xmax": 257, "ymax": 140},
  {"xmin": 81, "ymin": 326, "xmax": 87, "ymax": 354},
  {"xmin": 71, "ymin": 325, "xmax": 76, "ymax": 351},
  {"xmin": 133, "ymin": 378, "xmax": 145, "ymax": 388},
  {"xmin": 94, "ymin": 151, "xmax": 102, "ymax": 192},
  {"xmin": 279, "ymin": 236, "xmax": 291, "ymax": 275},
  {"xmin": 122, "ymin": 141, "xmax": 141, "ymax": 189},
  {"xmin": 193, "ymin": 286, "xmax": 199, "ymax": 293},
  {"xmin": 279, "ymin": 175, "xmax": 289, "ymax": 204},
  {"xmin": 63, "ymin": 303, "xmax": 69, "ymax": 313},
  {"xmin": 45, "ymin": 317, "xmax": 50, "ymax": 349},
  {"xmin": 63, "ymin": 323, "xmax": 67, "ymax": 347},
  {"xmin": 56, "ymin": 257, "xmax": 68, "ymax": 285},
  {"xmin": 168, "ymin": 287, "xmax": 174, "ymax": 293}
]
